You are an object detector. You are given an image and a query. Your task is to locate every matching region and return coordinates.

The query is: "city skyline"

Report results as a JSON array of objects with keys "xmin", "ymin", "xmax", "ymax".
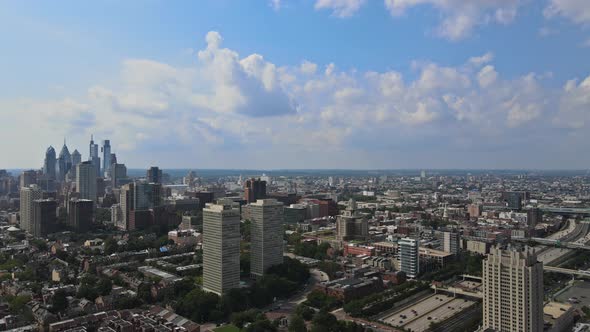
[{"xmin": 2, "ymin": 1, "xmax": 590, "ymax": 169}]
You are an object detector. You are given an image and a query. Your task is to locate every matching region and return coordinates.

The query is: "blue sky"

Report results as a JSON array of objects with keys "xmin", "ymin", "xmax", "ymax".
[{"xmin": 1, "ymin": 0, "xmax": 590, "ymax": 169}]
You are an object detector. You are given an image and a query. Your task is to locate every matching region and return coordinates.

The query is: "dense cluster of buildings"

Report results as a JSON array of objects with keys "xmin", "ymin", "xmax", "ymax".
[{"xmin": 2, "ymin": 162, "xmax": 590, "ymax": 331}]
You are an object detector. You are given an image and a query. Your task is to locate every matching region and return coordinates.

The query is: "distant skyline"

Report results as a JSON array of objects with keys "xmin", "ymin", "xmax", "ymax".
[{"xmin": 2, "ymin": 1, "xmax": 590, "ymax": 169}]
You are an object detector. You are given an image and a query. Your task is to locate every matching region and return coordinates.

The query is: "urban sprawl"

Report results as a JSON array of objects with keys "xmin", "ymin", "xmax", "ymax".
[{"xmin": 2, "ymin": 138, "xmax": 590, "ymax": 332}]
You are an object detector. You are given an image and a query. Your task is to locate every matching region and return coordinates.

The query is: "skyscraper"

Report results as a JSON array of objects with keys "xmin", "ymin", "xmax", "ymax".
[
  {"xmin": 119, "ymin": 183, "xmax": 135, "ymax": 230},
  {"xmin": 336, "ymin": 198, "xmax": 368, "ymax": 241},
  {"xmin": 19, "ymin": 185, "xmax": 43, "ymax": 234},
  {"xmin": 31, "ymin": 199, "xmax": 58, "ymax": 237},
  {"xmin": 527, "ymin": 208, "xmax": 543, "ymax": 228},
  {"xmin": 20, "ymin": 170, "xmax": 37, "ymax": 188},
  {"xmin": 244, "ymin": 178, "xmax": 266, "ymax": 203},
  {"xmin": 248, "ymin": 199, "xmax": 284, "ymax": 277},
  {"xmin": 203, "ymin": 199, "xmax": 240, "ymax": 296},
  {"xmin": 502, "ymin": 191, "xmax": 526, "ymax": 210},
  {"xmin": 89, "ymin": 135, "xmax": 100, "ymax": 177},
  {"xmin": 57, "ymin": 140, "xmax": 72, "ymax": 182},
  {"xmin": 146, "ymin": 166, "xmax": 162, "ymax": 183},
  {"xmin": 70, "ymin": 149, "xmax": 82, "ymax": 180},
  {"xmin": 399, "ymin": 237, "xmax": 419, "ymax": 279},
  {"xmin": 76, "ymin": 161, "xmax": 97, "ymax": 203},
  {"xmin": 443, "ymin": 231, "xmax": 460, "ymax": 255},
  {"xmin": 483, "ymin": 247, "xmax": 543, "ymax": 332},
  {"xmin": 71, "ymin": 149, "xmax": 82, "ymax": 167},
  {"xmin": 134, "ymin": 181, "xmax": 162, "ymax": 210},
  {"xmin": 102, "ymin": 140, "xmax": 111, "ymax": 177},
  {"xmin": 68, "ymin": 199, "xmax": 94, "ymax": 232},
  {"xmin": 43, "ymin": 146, "xmax": 57, "ymax": 180},
  {"xmin": 110, "ymin": 163, "xmax": 127, "ymax": 188}
]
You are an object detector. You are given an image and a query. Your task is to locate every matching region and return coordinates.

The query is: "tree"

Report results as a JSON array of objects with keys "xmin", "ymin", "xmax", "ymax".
[
  {"xmin": 241, "ymin": 220, "xmax": 251, "ymax": 241},
  {"xmin": 295, "ymin": 304, "xmax": 315, "ymax": 321},
  {"xmin": 311, "ymin": 310, "xmax": 339, "ymax": 332},
  {"xmin": 241, "ymin": 253, "xmax": 251, "ymax": 276},
  {"xmin": 97, "ymin": 278, "xmax": 113, "ymax": 296},
  {"xmin": 31, "ymin": 239, "xmax": 48, "ymax": 251},
  {"xmin": 175, "ymin": 288, "xmax": 221, "ymax": 323},
  {"xmin": 243, "ymin": 314, "xmax": 277, "ymax": 332},
  {"xmin": 305, "ymin": 291, "xmax": 338, "ymax": 310},
  {"xmin": 104, "ymin": 237, "xmax": 119, "ymax": 255},
  {"xmin": 8, "ymin": 295, "xmax": 31, "ymax": 314},
  {"xmin": 51, "ymin": 289, "xmax": 68, "ymax": 313},
  {"xmin": 231, "ymin": 309, "xmax": 259, "ymax": 328},
  {"xmin": 289, "ymin": 315, "xmax": 307, "ymax": 332}
]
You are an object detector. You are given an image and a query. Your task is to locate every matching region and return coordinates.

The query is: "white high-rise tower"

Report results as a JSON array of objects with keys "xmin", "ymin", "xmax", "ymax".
[
  {"xmin": 203, "ymin": 199, "xmax": 241, "ymax": 295},
  {"xmin": 248, "ymin": 199, "xmax": 284, "ymax": 277}
]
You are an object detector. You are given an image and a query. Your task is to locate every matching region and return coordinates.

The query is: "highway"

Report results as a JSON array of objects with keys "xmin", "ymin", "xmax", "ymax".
[
  {"xmin": 535, "ymin": 220, "xmax": 590, "ymax": 265},
  {"xmin": 543, "ymin": 266, "xmax": 590, "ymax": 278}
]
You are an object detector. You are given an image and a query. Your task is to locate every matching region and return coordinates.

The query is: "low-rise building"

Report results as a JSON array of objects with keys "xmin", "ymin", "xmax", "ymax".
[
  {"xmin": 168, "ymin": 229, "xmax": 202, "ymax": 246},
  {"xmin": 314, "ymin": 277, "xmax": 383, "ymax": 302},
  {"xmin": 544, "ymin": 301, "xmax": 574, "ymax": 332}
]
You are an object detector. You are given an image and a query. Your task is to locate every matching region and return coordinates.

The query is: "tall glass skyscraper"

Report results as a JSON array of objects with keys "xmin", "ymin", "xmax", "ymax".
[
  {"xmin": 102, "ymin": 140, "xmax": 111, "ymax": 177},
  {"xmin": 89, "ymin": 135, "xmax": 100, "ymax": 177},
  {"xmin": 43, "ymin": 146, "xmax": 56, "ymax": 180}
]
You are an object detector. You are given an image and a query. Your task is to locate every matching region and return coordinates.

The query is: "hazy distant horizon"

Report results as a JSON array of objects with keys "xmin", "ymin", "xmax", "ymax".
[{"xmin": 5, "ymin": 168, "xmax": 590, "ymax": 179}]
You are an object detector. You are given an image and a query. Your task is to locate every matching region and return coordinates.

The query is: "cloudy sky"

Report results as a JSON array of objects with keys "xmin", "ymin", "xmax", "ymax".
[{"xmin": 1, "ymin": 1, "xmax": 590, "ymax": 169}]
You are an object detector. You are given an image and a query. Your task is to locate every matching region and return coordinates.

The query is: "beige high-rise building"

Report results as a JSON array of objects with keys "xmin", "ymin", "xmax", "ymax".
[
  {"xmin": 203, "ymin": 199, "xmax": 240, "ymax": 296},
  {"xmin": 76, "ymin": 161, "xmax": 97, "ymax": 203},
  {"xmin": 248, "ymin": 199, "xmax": 284, "ymax": 277},
  {"xmin": 443, "ymin": 231, "xmax": 460, "ymax": 255},
  {"xmin": 19, "ymin": 185, "xmax": 43, "ymax": 234},
  {"xmin": 483, "ymin": 247, "xmax": 544, "ymax": 332},
  {"xmin": 119, "ymin": 183, "xmax": 135, "ymax": 230},
  {"xmin": 336, "ymin": 198, "xmax": 368, "ymax": 242}
]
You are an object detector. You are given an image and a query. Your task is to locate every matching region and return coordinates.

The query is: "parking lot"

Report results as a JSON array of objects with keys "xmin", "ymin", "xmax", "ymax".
[
  {"xmin": 555, "ymin": 281, "xmax": 590, "ymax": 309},
  {"xmin": 380, "ymin": 294, "xmax": 475, "ymax": 332}
]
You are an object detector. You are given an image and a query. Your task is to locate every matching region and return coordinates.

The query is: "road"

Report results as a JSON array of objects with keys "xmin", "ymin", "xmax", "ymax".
[
  {"xmin": 537, "ymin": 220, "xmax": 590, "ymax": 265},
  {"xmin": 332, "ymin": 308, "xmax": 403, "ymax": 332}
]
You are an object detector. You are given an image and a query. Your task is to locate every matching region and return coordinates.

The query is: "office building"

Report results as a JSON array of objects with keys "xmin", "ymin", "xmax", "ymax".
[
  {"xmin": 20, "ymin": 170, "xmax": 37, "ymax": 188},
  {"xmin": 468, "ymin": 203, "xmax": 482, "ymax": 218},
  {"xmin": 336, "ymin": 198, "xmax": 368, "ymax": 241},
  {"xmin": 134, "ymin": 181, "xmax": 162, "ymax": 210},
  {"xmin": 443, "ymin": 231, "xmax": 460, "ymax": 255},
  {"xmin": 111, "ymin": 204, "xmax": 123, "ymax": 229},
  {"xmin": 43, "ymin": 146, "xmax": 57, "ymax": 180},
  {"xmin": 89, "ymin": 135, "xmax": 101, "ymax": 177},
  {"xmin": 102, "ymin": 140, "xmax": 111, "ymax": 177},
  {"xmin": 483, "ymin": 247, "xmax": 543, "ymax": 332},
  {"xmin": 399, "ymin": 237, "xmax": 419, "ymax": 279},
  {"xmin": 147, "ymin": 166, "xmax": 162, "ymax": 184},
  {"xmin": 202, "ymin": 200, "xmax": 240, "ymax": 295},
  {"xmin": 110, "ymin": 163, "xmax": 128, "ymax": 188},
  {"xmin": 244, "ymin": 178, "xmax": 266, "ymax": 203},
  {"xmin": 31, "ymin": 199, "xmax": 58, "ymax": 237},
  {"xmin": 19, "ymin": 185, "xmax": 43, "ymax": 234},
  {"xmin": 248, "ymin": 199, "xmax": 284, "ymax": 277},
  {"xmin": 119, "ymin": 183, "xmax": 134, "ymax": 230},
  {"xmin": 527, "ymin": 208, "xmax": 543, "ymax": 228},
  {"xmin": 57, "ymin": 141, "xmax": 72, "ymax": 182},
  {"xmin": 68, "ymin": 199, "xmax": 94, "ymax": 232},
  {"xmin": 502, "ymin": 191, "xmax": 528, "ymax": 210},
  {"xmin": 71, "ymin": 149, "xmax": 81, "ymax": 167},
  {"xmin": 76, "ymin": 161, "xmax": 97, "ymax": 203}
]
